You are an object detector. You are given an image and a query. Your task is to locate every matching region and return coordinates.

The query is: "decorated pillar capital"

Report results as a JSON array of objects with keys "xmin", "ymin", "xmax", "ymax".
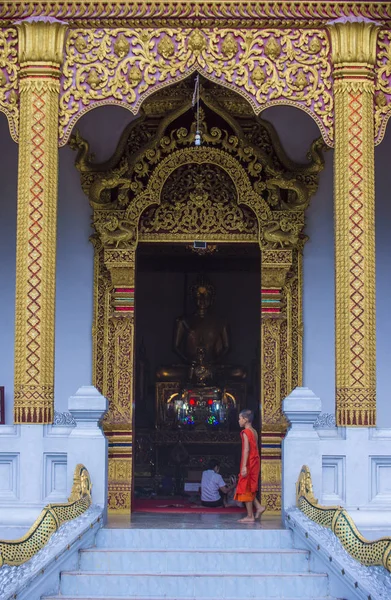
[
  {"xmin": 327, "ymin": 20, "xmax": 379, "ymax": 78},
  {"xmin": 17, "ymin": 19, "xmax": 68, "ymax": 67}
]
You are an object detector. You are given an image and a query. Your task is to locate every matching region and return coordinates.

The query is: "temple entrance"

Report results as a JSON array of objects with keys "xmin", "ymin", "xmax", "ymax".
[
  {"xmin": 134, "ymin": 243, "xmax": 261, "ymax": 505},
  {"xmin": 70, "ymin": 74, "xmax": 325, "ymax": 515}
]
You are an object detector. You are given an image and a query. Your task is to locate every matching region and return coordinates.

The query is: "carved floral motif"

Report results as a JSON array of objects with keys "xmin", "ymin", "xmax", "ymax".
[
  {"xmin": 375, "ymin": 31, "xmax": 391, "ymax": 144},
  {"xmin": 0, "ymin": 27, "xmax": 19, "ymax": 141},
  {"xmin": 59, "ymin": 28, "xmax": 333, "ymax": 146}
]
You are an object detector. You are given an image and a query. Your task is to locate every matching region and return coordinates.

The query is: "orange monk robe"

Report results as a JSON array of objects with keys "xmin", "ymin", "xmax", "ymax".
[{"xmin": 234, "ymin": 428, "xmax": 260, "ymax": 502}]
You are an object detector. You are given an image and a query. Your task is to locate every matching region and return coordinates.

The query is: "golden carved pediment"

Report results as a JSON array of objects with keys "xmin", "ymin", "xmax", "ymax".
[
  {"xmin": 139, "ymin": 163, "xmax": 258, "ymax": 241},
  {"xmin": 70, "ymin": 77, "xmax": 326, "ymax": 249}
]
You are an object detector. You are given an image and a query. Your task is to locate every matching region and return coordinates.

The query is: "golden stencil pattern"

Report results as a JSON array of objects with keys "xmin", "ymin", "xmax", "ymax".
[
  {"xmin": 14, "ymin": 77, "xmax": 60, "ymax": 424},
  {"xmin": 0, "ymin": 464, "xmax": 92, "ymax": 567},
  {"xmin": 334, "ymin": 78, "xmax": 376, "ymax": 427},
  {"xmin": 296, "ymin": 466, "xmax": 391, "ymax": 572},
  {"xmin": 60, "ymin": 28, "xmax": 333, "ymax": 145},
  {"xmin": 0, "ymin": 27, "xmax": 18, "ymax": 140},
  {"xmin": 374, "ymin": 30, "xmax": 391, "ymax": 144}
]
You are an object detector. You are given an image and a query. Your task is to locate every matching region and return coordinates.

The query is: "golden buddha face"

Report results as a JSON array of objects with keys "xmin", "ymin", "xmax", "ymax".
[{"xmin": 195, "ymin": 285, "xmax": 213, "ymax": 310}]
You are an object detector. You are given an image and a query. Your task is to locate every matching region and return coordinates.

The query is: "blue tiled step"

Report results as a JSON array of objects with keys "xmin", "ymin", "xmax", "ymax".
[
  {"xmin": 79, "ymin": 548, "xmax": 310, "ymax": 574},
  {"xmin": 95, "ymin": 528, "xmax": 293, "ymax": 550},
  {"xmin": 57, "ymin": 571, "xmax": 330, "ymax": 598}
]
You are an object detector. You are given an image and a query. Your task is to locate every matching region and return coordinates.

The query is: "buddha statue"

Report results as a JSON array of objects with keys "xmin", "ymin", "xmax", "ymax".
[{"xmin": 156, "ymin": 275, "xmax": 246, "ymax": 384}]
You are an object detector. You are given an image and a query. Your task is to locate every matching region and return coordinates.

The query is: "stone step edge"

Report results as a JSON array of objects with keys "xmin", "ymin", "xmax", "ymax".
[
  {"xmin": 83, "ymin": 548, "xmax": 308, "ymax": 554},
  {"xmin": 44, "ymin": 597, "xmax": 336, "ymax": 600},
  {"xmin": 98, "ymin": 529, "xmax": 289, "ymax": 533},
  {"xmin": 61, "ymin": 571, "xmax": 327, "ymax": 578}
]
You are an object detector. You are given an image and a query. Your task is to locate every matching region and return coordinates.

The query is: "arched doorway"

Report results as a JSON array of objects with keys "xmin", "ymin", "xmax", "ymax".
[{"xmin": 70, "ymin": 77, "xmax": 325, "ymax": 515}]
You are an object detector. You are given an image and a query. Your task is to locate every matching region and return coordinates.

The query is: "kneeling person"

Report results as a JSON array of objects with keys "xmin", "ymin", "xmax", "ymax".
[{"xmin": 201, "ymin": 459, "xmax": 232, "ymax": 507}]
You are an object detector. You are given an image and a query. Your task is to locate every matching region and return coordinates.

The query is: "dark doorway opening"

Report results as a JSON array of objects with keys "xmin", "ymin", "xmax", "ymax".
[{"xmin": 134, "ymin": 242, "xmax": 261, "ymax": 505}]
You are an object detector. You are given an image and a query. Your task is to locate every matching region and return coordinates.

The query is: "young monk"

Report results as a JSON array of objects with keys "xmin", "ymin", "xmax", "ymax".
[{"xmin": 234, "ymin": 409, "xmax": 265, "ymax": 523}]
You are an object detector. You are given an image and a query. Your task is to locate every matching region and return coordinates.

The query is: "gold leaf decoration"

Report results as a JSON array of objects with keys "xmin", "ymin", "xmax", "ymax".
[
  {"xmin": 221, "ymin": 32, "xmax": 238, "ymax": 58},
  {"xmin": 157, "ymin": 35, "xmax": 175, "ymax": 59}
]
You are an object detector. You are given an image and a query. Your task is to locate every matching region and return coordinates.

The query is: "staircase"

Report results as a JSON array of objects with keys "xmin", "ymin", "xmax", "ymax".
[{"xmin": 43, "ymin": 526, "xmax": 339, "ymax": 599}]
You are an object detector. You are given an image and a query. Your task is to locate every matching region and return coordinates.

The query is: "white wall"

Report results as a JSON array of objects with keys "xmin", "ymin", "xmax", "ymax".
[
  {"xmin": 375, "ymin": 127, "xmax": 391, "ymax": 427},
  {"xmin": 55, "ymin": 106, "xmax": 133, "ymax": 412},
  {"xmin": 263, "ymin": 107, "xmax": 335, "ymax": 416},
  {"xmin": 0, "ymin": 114, "xmax": 17, "ymax": 424}
]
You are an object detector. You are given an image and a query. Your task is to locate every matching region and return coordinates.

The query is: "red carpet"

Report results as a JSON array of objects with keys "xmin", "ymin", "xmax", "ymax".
[{"xmin": 133, "ymin": 498, "xmax": 243, "ymax": 514}]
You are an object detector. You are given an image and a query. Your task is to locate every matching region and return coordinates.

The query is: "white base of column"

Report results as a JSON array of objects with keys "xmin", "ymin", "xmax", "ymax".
[{"xmin": 0, "ymin": 385, "xmax": 107, "ymax": 530}]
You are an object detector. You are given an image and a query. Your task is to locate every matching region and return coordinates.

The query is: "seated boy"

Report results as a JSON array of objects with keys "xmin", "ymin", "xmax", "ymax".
[{"xmin": 200, "ymin": 459, "xmax": 234, "ymax": 507}]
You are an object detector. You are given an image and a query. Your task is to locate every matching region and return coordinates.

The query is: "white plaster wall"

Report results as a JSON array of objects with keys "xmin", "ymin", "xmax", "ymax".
[
  {"xmin": 55, "ymin": 106, "xmax": 133, "ymax": 412},
  {"xmin": 0, "ymin": 114, "xmax": 17, "ymax": 425},
  {"xmin": 375, "ymin": 126, "xmax": 391, "ymax": 427},
  {"xmin": 263, "ymin": 107, "xmax": 335, "ymax": 416}
]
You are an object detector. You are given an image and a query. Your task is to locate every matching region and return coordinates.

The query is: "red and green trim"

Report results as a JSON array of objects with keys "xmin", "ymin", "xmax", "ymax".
[
  {"xmin": 261, "ymin": 288, "xmax": 281, "ymax": 315},
  {"xmin": 113, "ymin": 287, "xmax": 134, "ymax": 314}
]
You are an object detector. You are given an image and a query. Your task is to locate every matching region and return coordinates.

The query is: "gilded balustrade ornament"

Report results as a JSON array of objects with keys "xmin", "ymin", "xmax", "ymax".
[
  {"xmin": 0, "ymin": 464, "xmax": 92, "ymax": 567},
  {"xmin": 71, "ymin": 84, "xmax": 324, "ymax": 512},
  {"xmin": 296, "ymin": 466, "xmax": 391, "ymax": 573},
  {"xmin": 59, "ymin": 28, "xmax": 334, "ymax": 146}
]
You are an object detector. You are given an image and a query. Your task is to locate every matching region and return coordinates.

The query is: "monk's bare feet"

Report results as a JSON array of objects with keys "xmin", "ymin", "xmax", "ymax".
[
  {"xmin": 238, "ymin": 516, "xmax": 255, "ymax": 523},
  {"xmin": 255, "ymin": 506, "xmax": 266, "ymax": 519}
]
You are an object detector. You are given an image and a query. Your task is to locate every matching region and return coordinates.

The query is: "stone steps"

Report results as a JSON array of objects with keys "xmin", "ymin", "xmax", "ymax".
[
  {"xmin": 42, "ymin": 527, "xmax": 336, "ymax": 599},
  {"xmin": 79, "ymin": 548, "xmax": 310, "ymax": 574}
]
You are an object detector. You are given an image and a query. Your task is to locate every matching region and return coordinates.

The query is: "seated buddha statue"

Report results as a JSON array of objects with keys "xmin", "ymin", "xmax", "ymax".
[{"xmin": 156, "ymin": 275, "xmax": 246, "ymax": 384}]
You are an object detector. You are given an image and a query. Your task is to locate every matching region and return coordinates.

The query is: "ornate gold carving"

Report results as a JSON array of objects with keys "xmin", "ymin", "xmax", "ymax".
[
  {"xmin": 13, "ymin": 20, "xmax": 67, "ymax": 424},
  {"xmin": 139, "ymin": 163, "xmax": 258, "ymax": 242},
  {"xmin": 329, "ymin": 21, "xmax": 377, "ymax": 427},
  {"xmin": 60, "ymin": 28, "xmax": 333, "ymax": 146},
  {"xmin": 374, "ymin": 31, "xmax": 391, "ymax": 144},
  {"xmin": 0, "ymin": 27, "xmax": 19, "ymax": 141},
  {"xmin": 17, "ymin": 20, "xmax": 68, "ymax": 65},
  {"xmin": 261, "ymin": 250, "xmax": 293, "ymax": 290},
  {"xmin": 0, "ymin": 464, "xmax": 92, "ymax": 567},
  {"xmin": 72, "ymin": 94, "xmax": 324, "ymax": 512},
  {"xmin": 327, "ymin": 21, "xmax": 379, "ymax": 67},
  {"xmin": 261, "ymin": 218, "xmax": 301, "ymax": 249},
  {"xmin": 2, "ymin": 3, "xmax": 391, "ymax": 28},
  {"xmin": 296, "ymin": 466, "xmax": 391, "ymax": 572},
  {"xmin": 96, "ymin": 215, "xmax": 137, "ymax": 248}
]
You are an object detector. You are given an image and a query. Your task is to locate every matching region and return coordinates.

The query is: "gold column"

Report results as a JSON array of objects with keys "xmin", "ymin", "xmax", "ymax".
[
  {"xmin": 14, "ymin": 21, "xmax": 67, "ymax": 424},
  {"xmin": 103, "ymin": 248, "xmax": 135, "ymax": 515},
  {"xmin": 328, "ymin": 22, "xmax": 379, "ymax": 427},
  {"xmin": 260, "ymin": 249, "xmax": 293, "ymax": 513}
]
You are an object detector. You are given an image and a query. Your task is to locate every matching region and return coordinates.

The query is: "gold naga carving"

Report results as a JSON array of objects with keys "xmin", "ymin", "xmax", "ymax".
[
  {"xmin": 296, "ymin": 465, "xmax": 391, "ymax": 572},
  {"xmin": 0, "ymin": 464, "xmax": 92, "ymax": 567},
  {"xmin": 60, "ymin": 28, "xmax": 333, "ymax": 146},
  {"xmin": 70, "ymin": 83, "xmax": 325, "ymax": 513}
]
